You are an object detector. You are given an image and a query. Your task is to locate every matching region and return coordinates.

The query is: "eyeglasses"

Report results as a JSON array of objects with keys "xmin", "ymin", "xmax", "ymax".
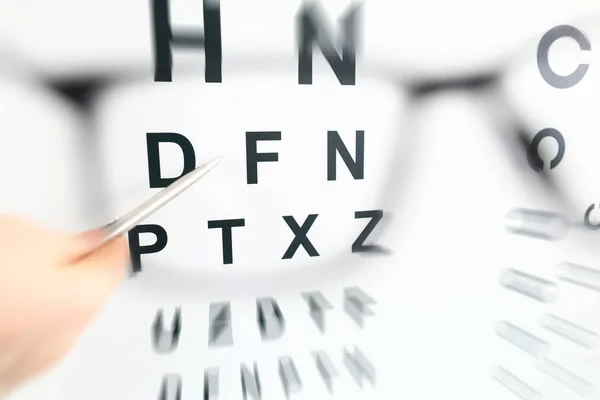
[
  {"xmin": 38, "ymin": 5, "xmax": 595, "ymax": 258},
  {"xmin": 2, "ymin": 3, "xmax": 599, "ymax": 399}
]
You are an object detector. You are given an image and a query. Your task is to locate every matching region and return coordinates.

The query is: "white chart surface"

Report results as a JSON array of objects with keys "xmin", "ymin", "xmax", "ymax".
[{"xmin": 1, "ymin": 1, "xmax": 600, "ymax": 399}]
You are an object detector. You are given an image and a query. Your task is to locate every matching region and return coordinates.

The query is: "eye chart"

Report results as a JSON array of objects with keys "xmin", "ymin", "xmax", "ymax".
[{"xmin": 2, "ymin": 1, "xmax": 600, "ymax": 399}]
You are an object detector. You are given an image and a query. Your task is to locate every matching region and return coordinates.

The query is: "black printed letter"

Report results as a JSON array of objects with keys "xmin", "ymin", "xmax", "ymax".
[
  {"xmin": 282, "ymin": 215, "xmax": 319, "ymax": 259},
  {"xmin": 152, "ymin": 0, "xmax": 222, "ymax": 82},
  {"xmin": 208, "ymin": 218, "xmax": 245, "ymax": 264},
  {"xmin": 353, "ymin": 210, "xmax": 384, "ymax": 253},
  {"xmin": 128, "ymin": 224, "xmax": 168, "ymax": 273},
  {"xmin": 246, "ymin": 131, "xmax": 281, "ymax": 184},
  {"xmin": 327, "ymin": 130, "xmax": 364, "ymax": 180},
  {"xmin": 298, "ymin": 2, "xmax": 359, "ymax": 85},
  {"xmin": 147, "ymin": 132, "xmax": 196, "ymax": 189}
]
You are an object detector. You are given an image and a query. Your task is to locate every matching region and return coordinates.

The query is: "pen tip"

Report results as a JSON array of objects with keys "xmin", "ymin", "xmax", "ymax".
[{"xmin": 205, "ymin": 155, "xmax": 224, "ymax": 170}]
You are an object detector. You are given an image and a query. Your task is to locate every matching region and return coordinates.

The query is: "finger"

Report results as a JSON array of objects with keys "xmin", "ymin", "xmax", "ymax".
[
  {"xmin": 60, "ymin": 229, "xmax": 107, "ymax": 262},
  {"xmin": 75, "ymin": 235, "xmax": 129, "ymax": 271},
  {"xmin": 0, "ymin": 327, "xmax": 79, "ymax": 393},
  {"xmin": 61, "ymin": 236, "xmax": 130, "ymax": 310},
  {"xmin": 0, "ymin": 215, "xmax": 74, "ymax": 264}
]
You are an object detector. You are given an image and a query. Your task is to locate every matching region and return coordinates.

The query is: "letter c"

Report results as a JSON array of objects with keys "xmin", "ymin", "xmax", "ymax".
[
  {"xmin": 538, "ymin": 25, "xmax": 591, "ymax": 89},
  {"xmin": 527, "ymin": 128, "xmax": 566, "ymax": 172},
  {"xmin": 584, "ymin": 204, "xmax": 600, "ymax": 230}
]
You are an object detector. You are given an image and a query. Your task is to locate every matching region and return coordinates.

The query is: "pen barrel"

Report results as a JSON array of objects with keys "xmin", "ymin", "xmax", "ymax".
[{"xmin": 96, "ymin": 156, "xmax": 223, "ymax": 247}]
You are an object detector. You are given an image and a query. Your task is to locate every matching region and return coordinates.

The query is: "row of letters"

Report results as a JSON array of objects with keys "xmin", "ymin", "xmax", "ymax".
[
  {"xmin": 147, "ymin": 130, "xmax": 366, "ymax": 188},
  {"xmin": 151, "ymin": 0, "xmax": 593, "ymax": 89},
  {"xmin": 157, "ymin": 346, "xmax": 374, "ymax": 400},
  {"xmin": 128, "ymin": 210, "xmax": 384, "ymax": 272},
  {"xmin": 151, "ymin": 287, "xmax": 375, "ymax": 353},
  {"xmin": 153, "ymin": 287, "xmax": 377, "ymax": 399}
]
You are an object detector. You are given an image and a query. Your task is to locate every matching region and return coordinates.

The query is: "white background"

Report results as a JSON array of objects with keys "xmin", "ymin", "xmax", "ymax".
[{"xmin": 1, "ymin": 0, "xmax": 600, "ymax": 399}]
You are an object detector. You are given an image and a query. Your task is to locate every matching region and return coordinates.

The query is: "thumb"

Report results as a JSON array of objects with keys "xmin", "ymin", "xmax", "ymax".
[
  {"xmin": 63, "ymin": 230, "xmax": 129, "ymax": 268},
  {"xmin": 62, "ymin": 233, "xmax": 130, "ymax": 304},
  {"xmin": 62, "ymin": 229, "xmax": 107, "ymax": 261},
  {"xmin": 75, "ymin": 234, "xmax": 130, "ymax": 273}
]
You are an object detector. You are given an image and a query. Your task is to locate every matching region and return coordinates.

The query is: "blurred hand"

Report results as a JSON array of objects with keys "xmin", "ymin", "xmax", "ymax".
[{"xmin": 0, "ymin": 214, "xmax": 129, "ymax": 395}]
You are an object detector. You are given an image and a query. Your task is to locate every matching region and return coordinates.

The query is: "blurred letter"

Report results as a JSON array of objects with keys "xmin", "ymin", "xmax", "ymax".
[
  {"xmin": 312, "ymin": 351, "xmax": 339, "ymax": 394},
  {"xmin": 297, "ymin": 2, "xmax": 360, "ymax": 85},
  {"xmin": 158, "ymin": 374, "xmax": 182, "ymax": 400},
  {"xmin": 152, "ymin": 0, "xmax": 222, "ymax": 82},
  {"xmin": 208, "ymin": 302, "xmax": 233, "ymax": 347},
  {"xmin": 241, "ymin": 363, "xmax": 262, "ymax": 400},
  {"xmin": 584, "ymin": 204, "xmax": 600, "ymax": 230},
  {"xmin": 301, "ymin": 291, "xmax": 333, "ymax": 333},
  {"xmin": 152, "ymin": 308, "xmax": 182, "ymax": 354},
  {"xmin": 526, "ymin": 128, "xmax": 566, "ymax": 172},
  {"xmin": 256, "ymin": 297, "xmax": 286, "ymax": 340},
  {"xmin": 344, "ymin": 287, "xmax": 376, "ymax": 328},
  {"xmin": 204, "ymin": 367, "xmax": 219, "ymax": 400},
  {"xmin": 343, "ymin": 347, "xmax": 375, "ymax": 388},
  {"xmin": 538, "ymin": 25, "xmax": 591, "ymax": 89},
  {"xmin": 278, "ymin": 356, "xmax": 303, "ymax": 399}
]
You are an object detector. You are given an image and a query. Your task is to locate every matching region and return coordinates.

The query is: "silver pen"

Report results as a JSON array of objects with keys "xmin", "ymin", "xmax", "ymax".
[{"xmin": 78, "ymin": 156, "xmax": 223, "ymax": 258}]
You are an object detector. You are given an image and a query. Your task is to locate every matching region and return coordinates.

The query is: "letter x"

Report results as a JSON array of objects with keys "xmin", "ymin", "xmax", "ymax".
[{"xmin": 282, "ymin": 214, "xmax": 319, "ymax": 259}]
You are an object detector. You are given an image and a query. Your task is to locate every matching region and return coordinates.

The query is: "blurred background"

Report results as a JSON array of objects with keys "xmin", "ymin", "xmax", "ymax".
[{"xmin": 2, "ymin": 0, "xmax": 600, "ymax": 399}]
